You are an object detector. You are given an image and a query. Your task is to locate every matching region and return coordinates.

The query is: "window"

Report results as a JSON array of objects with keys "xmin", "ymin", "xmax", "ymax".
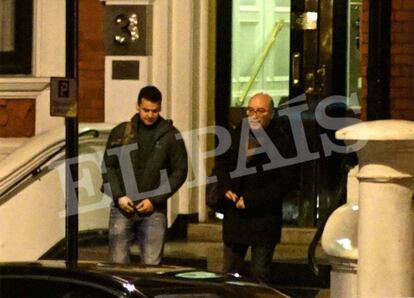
[
  {"xmin": 0, "ymin": 0, "xmax": 33, "ymax": 74},
  {"xmin": 231, "ymin": 0, "xmax": 291, "ymax": 108}
]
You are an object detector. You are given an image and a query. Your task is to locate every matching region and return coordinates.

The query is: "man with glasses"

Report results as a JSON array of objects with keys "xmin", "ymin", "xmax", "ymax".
[
  {"xmin": 215, "ymin": 92, "xmax": 296, "ymax": 284},
  {"xmin": 102, "ymin": 85, "xmax": 188, "ymax": 265}
]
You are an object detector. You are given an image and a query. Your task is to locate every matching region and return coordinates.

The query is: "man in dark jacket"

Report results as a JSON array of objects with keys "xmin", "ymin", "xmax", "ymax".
[
  {"xmin": 102, "ymin": 85, "xmax": 188, "ymax": 265},
  {"xmin": 215, "ymin": 93, "xmax": 296, "ymax": 283}
]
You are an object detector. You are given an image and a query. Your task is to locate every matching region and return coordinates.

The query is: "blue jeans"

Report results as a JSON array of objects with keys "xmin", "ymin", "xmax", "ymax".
[{"xmin": 108, "ymin": 205, "xmax": 167, "ymax": 265}]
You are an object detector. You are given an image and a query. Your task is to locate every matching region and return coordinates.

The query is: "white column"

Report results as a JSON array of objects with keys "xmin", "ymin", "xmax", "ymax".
[
  {"xmin": 196, "ymin": 0, "xmax": 209, "ymax": 222},
  {"xmin": 170, "ymin": 0, "xmax": 194, "ymax": 215},
  {"xmin": 337, "ymin": 120, "xmax": 414, "ymax": 297}
]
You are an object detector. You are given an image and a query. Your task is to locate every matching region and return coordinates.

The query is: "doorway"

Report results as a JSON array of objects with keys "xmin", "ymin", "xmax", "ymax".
[{"xmin": 215, "ymin": 0, "xmax": 362, "ymax": 226}]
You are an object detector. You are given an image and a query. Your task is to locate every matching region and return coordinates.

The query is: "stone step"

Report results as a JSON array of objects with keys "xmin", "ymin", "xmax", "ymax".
[
  {"xmin": 78, "ymin": 239, "xmax": 328, "ymax": 273},
  {"xmin": 185, "ymin": 222, "xmax": 329, "ymax": 275},
  {"xmin": 77, "ymin": 241, "xmax": 330, "ymax": 290},
  {"xmin": 44, "ymin": 227, "xmax": 330, "ymax": 291},
  {"xmin": 188, "ymin": 222, "xmax": 318, "ymax": 245}
]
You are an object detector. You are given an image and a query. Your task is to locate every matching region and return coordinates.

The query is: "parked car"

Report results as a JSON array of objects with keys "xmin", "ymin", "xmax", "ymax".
[{"xmin": 0, "ymin": 260, "xmax": 289, "ymax": 297}]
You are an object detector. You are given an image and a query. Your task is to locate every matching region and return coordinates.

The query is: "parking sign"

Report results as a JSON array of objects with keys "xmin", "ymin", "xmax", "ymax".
[{"xmin": 50, "ymin": 77, "xmax": 77, "ymax": 117}]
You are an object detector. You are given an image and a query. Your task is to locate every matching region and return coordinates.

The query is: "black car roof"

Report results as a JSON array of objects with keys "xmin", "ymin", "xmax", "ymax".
[{"xmin": 0, "ymin": 260, "xmax": 288, "ymax": 298}]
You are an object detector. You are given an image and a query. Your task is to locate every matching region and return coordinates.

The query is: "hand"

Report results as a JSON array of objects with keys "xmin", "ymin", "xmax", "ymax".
[
  {"xmin": 136, "ymin": 198, "xmax": 154, "ymax": 214},
  {"xmin": 118, "ymin": 196, "xmax": 135, "ymax": 213},
  {"xmin": 225, "ymin": 190, "xmax": 239, "ymax": 202},
  {"xmin": 235, "ymin": 196, "xmax": 245, "ymax": 209}
]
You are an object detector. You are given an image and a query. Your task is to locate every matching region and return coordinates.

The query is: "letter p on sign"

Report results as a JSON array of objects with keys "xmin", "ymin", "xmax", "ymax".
[{"xmin": 50, "ymin": 77, "xmax": 77, "ymax": 118}]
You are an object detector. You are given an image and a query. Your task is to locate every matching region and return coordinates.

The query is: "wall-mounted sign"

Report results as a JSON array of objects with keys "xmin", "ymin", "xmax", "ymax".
[
  {"xmin": 50, "ymin": 77, "xmax": 77, "ymax": 117},
  {"xmin": 104, "ymin": 5, "xmax": 152, "ymax": 56}
]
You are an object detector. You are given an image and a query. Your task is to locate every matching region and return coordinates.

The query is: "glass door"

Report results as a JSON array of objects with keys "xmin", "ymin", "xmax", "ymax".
[
  {"xmin": 231, "ymin": 0, "xmax": 291, "ymax": 108},
  {"xmin": 216, "ymin": 0, "xmax": 362, "ymax": 226}
]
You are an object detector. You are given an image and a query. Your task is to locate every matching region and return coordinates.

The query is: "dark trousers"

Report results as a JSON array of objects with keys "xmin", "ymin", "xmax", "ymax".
[{"xmin": 223, "ymin": 242, "xmax": 276, "ymax": 284}]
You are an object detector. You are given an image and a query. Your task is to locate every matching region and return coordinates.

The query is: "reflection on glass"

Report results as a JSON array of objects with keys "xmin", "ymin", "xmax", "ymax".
[
  {"xmin": 346, "ymin": 0, "xmax": 362, "ymax": 111},
  {"xmin": 231, "ymin": 0, "xmax": 291, "ymax": 107},
  {"xmin": 0, "ymin": 0, "xmax": 15, "ymax": 52}
]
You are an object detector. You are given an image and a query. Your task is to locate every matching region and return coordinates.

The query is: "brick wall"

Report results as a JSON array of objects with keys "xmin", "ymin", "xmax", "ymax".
[
  {"xmin": 361, "ymin": 0, "xmax": 414, "ymax": 120},
  {"xmin": 390, "ymin": 0, "xmax": 414, "ymax": 119},
  {"xmin": 78, "ymin": 0, "xmax": 105, "ymax": 122},
  {"xmin": 0, "ymin": 99, "xmax": 35, "ymax": 137}
]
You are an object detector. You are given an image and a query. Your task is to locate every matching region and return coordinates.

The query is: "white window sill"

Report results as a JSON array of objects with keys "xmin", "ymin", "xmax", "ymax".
[{"xmin": 0, "ymin": 77, "xmax": 50, "ymax": 98}]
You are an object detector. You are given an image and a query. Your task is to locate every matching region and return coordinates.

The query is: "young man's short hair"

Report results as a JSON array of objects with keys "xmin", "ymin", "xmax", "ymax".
[{"xmin": 138, "ymin": 86, "xmax": 162, "ymax": 104}]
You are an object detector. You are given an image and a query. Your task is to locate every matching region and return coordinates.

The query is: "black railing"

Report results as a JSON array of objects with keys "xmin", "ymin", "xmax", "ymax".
[{"xmin": 0, "ymin": 130, "xmax": 99, "ymax": 201}]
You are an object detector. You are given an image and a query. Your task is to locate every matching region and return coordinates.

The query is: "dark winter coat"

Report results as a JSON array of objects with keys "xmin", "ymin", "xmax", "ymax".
[
  {"xmin": 101, "ymin": 114, "xmax": 188, "ymax": 211},
  {"xmin": 215, "ymin": 117, "xmax": 297, "ymax": 246}
]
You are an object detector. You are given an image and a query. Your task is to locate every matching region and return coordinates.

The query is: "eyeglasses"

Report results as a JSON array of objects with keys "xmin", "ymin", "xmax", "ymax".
[{"xmin": 246, "ymin": 107, "xmax": 269, "ymax": 116}]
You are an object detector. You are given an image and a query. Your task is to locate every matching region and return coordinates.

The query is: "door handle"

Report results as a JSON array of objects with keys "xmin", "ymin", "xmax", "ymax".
[
  {"xmin": 292, "ymin": 52, "xmax": 301, "ymax": 87},
  {"xmin": 316, "ymin": 65, "xmax": 327, "ymax": 94}
]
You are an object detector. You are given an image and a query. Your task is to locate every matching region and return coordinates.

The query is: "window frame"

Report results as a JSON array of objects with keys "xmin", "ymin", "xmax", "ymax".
[{"xmin": 0, "ymin": 0, "xmax": 33, "ymax": 75}]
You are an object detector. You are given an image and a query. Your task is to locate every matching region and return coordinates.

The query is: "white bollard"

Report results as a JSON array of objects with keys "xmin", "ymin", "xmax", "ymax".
[
  {"xmin": 336, "ymin": 120, "xmax": 414, "ymax": 297},
  {"xmin": 322, "ymin": 203, "xmax": 359, "ymax": 298}
]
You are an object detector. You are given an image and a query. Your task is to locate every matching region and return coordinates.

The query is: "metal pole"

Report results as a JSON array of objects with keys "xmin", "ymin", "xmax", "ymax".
[
  {"xmin": 65, "ymin": 0, "xmax": 79, "ymax": 269},
  {"xmin": 366, "ymin": 0, "xmax": 391, "ymax": 120}
]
